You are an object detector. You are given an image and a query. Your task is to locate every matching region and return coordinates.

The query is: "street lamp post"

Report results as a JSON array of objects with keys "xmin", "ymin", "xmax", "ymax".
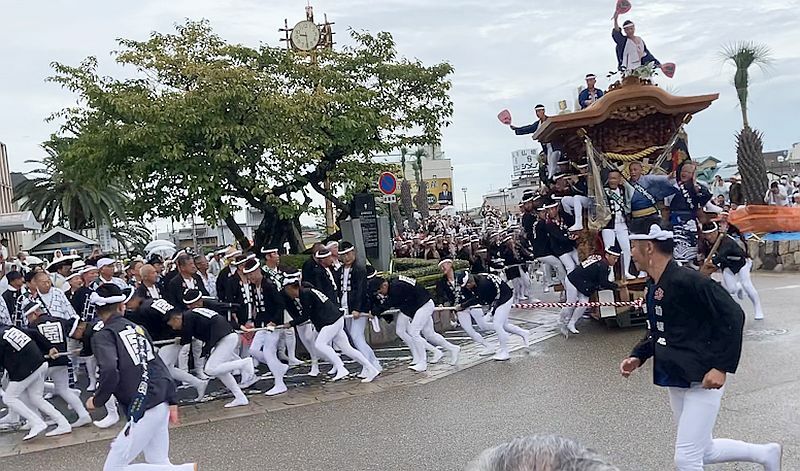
[
  {"xmin": 501, "ymin": 189, "xmax": 508, "ymax": 217},
  {"xmin": 461, "ymin": 187, "xmax": 467, "ymax": 212}
]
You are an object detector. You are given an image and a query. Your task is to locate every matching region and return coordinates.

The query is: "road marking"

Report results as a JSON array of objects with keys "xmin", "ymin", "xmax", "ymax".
[{"xmin": 764, "ymin": 284, "xmax": 800, "ymax": 291}]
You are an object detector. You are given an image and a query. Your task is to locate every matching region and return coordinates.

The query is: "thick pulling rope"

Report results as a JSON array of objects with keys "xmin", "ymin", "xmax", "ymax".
[
  {"xmin": 150, "ymin": 299, "xmax": 645, "ymax": 347},
  {"xmin": 511, "ymin": 299, "xmax": 644, "ymax": 309}
]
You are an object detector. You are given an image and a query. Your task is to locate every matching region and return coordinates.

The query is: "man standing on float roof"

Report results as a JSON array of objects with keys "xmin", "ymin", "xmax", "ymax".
[{"xmin": 612, "ymin": 14, "xmax": 660, "ymax": 73}]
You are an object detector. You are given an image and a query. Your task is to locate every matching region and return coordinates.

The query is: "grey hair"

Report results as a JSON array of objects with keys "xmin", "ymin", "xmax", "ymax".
[{"xmin": 466, "ymin": 435, "xmax": 619, "ymax": 471}]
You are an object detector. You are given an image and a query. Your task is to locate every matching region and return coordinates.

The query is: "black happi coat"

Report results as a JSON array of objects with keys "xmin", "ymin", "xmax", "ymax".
[
  {"xmin": 285, "ymin": 287, "xmax": 342, "ymax": 331},
  {"xmin": 461, "ymin": 274, "xmax": 513, "ymax": 310},
  {"xmin": 372, "ymin": 277, "xmax": 431, "ymax": 318},
  {"xmin": 179, "ymin": 308, "xmax": 235, "ymax": 356},
  {"xmin": 567, "ymin": 256, "xmax": 618, "ymax": 296},
  {"xmin": 0, "ymin": 325, "xmax": 51, "ymax": 381},
  {"xmin": 337, "ymin": 264, "xmax": 368, "ymax": 313},
  {"xmin": 91, "ymin": 314, "xmax": 177, "ymax": 412},
  {"xmin": 711, "ymin": 235, "xmax": 748, "ymax": 274},
  {"xmin": 30, "ymin": 315, "xmax": 80, "ymax": 367},
  {"xmin": 631, "ymin": 261, "xmax": 744, "ymax": 388}
]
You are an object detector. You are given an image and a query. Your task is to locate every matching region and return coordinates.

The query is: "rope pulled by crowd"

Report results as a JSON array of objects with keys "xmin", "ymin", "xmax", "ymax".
[{"xmin": 511, "ymin": 299, "xmax": 644, "ymax": 309}]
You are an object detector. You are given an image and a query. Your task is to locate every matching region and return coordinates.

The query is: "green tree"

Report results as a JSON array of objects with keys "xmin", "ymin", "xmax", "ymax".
[
  {"xmin": 48, "ymin": 20, "xmax": 453, "ymax": 252},
  {"xmin": 721, "ymin": 41, "xmax": 772, "ymax": 204}
]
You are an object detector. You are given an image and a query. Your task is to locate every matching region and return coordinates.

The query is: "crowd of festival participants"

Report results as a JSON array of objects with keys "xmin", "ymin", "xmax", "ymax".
[{"xmin": 0, "ymin": 155, "xmax": 774, "ymax": 439}]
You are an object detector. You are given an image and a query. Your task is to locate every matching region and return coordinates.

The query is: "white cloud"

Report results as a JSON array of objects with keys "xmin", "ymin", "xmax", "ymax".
[{"xmin": 0, "ymin": 0, "xmax": 798, "ymax": 211}]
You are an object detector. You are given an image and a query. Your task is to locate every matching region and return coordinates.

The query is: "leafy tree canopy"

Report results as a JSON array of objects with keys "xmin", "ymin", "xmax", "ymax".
[{"xmin": 49, "ymin": 20, "xmax": 453, "ymax": 250}]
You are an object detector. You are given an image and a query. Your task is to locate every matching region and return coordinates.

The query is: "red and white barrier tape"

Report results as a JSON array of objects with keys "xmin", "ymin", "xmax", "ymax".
[{"xmin": 511, "ymin": 298, "xmax": 644, "ymax": 309}]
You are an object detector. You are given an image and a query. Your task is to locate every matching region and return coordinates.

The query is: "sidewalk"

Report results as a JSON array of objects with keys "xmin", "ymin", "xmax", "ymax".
[{"xmin": 0, "ymin": 306, "xmax": 561, "ymax": 457}]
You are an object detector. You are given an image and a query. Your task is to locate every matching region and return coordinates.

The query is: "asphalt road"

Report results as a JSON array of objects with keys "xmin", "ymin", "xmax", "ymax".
[{"xmin": 4, "ymin": 272, "xmax": 798, "ymax": 471}]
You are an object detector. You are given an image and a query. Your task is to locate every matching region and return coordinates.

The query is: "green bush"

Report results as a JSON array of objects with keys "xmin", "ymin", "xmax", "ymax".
[
  {"xmin": 392, "ymin": 257, "xmax": 437, "ymax": 271},
  {"xmin": 279, "ymin": 254, "xmax": 309, "ymax": 270}
]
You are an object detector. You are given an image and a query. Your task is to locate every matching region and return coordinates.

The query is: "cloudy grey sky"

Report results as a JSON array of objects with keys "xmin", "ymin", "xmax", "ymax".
[{"xmin": 2, "ymin": 0, "xmax": 799, "ymax": 212}]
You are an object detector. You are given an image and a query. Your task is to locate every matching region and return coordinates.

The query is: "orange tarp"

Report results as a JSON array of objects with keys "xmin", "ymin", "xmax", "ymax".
[{"xmin": 728, "ymin": 205, "xmax": 800, "ymax": 234}]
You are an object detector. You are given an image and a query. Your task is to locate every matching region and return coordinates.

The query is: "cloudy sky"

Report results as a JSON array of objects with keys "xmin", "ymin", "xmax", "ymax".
[{"xmin": 2, "ymin": 0, "xmax": 799, "ymax": 214}]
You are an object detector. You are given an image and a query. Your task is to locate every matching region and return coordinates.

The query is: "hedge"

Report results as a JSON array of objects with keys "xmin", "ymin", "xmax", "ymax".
[
  {"xmin": 392, "ymin": 257, "xmax": 438, "ymax": 271},
  {"xmin": 279, "ymin": 254, "xmax": 309, "ymax": 270}
]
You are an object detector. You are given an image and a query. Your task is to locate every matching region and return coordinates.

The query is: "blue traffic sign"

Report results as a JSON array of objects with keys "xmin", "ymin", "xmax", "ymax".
[{"xmin": 378, "ymin": 172, "xmax": 397, "ymax": 195}]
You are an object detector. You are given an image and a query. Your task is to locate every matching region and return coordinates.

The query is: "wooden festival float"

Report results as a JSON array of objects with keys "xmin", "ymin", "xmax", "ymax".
[{"xmin": 534, "ymin": 75, "xmax": 719, "ymax": 326}]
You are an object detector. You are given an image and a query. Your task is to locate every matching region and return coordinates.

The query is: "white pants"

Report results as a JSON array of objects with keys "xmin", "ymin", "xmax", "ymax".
[
  {"xmin": 493, "ymin": 299, "xmax": 529, "ymax": 355},
  {"xmin": 456, "ymin": 308, "xmax": 493, "ymax": 346},
  {"xmin": 558, "ymin": 250, "xmax": 580, "ymax": 274},
  {"xmin": 407, "ymin": 301, "xmax": 457, "ymax": 369},
  {"xmin": 250, "ymin": 330, "xmax": 287, "ymax": 389},
  {"xmin": 602, "ymin": 222, "xmax": 633, "ymax": 278},
  {"xmin": 395, "ymin": 313, "xmax": 438, "ymax": 365},
  {"xmin": 46, "ymin": 365, "xmax": 90, "ymax": 419},
  {"xmin": 277, "ymin": 328, "xmax": 299, "ymax": 361},
  {"xmin": 158, "ymin": 344, "xmax": 205, "ymax": 390},
  {"xmin": 103, "ymin": 402, "xmax": 194, "ymax": 471},
  {"xmin": 346, "ymin": 316, "xmax": 380, "ymax": 369},
  {"xmin": 546, "ymin": 148, "xmax": 560, "ymax": 180},
  {"xmin": 84, "ymin": 355, "xmax": 98, "ymax": 390},
  {"xmin": 721, "ymin": 260, "xmax": 764, "ymax": 319},
  {"xmin": 562, "ymin": 195, "xmax": 592, "ymax": 230},
  {"xmin": 204, "ymin": 333, "xmax": 249, "ymax": 401},
  {"xmin": 510, "ymin": 277, "xmax": 525, "ymax": 302},
  {"xmin": 4, "ymin": 363, "xmax": 69, "ymax": 429},
  {"xmin": 314, "ymin": 317, "xmax": 374, "ymax": 374},
  {"xmin": 668, "ymin": 385, "xmax": 775, "ymax": 470},
  {"xmin": 178, "ymin": 339, "xmax": 204, "ymax": 374},
  {"xmin": 295, "ymin": 323, "xmax": 320, "ymax": 365},
  {"xmin": 559, "ymin": 277, "xmax": 590, "ymax": 328},
  {"xmin": 536, "ymin": 255, "xmax": 567, "ymax": 285}
]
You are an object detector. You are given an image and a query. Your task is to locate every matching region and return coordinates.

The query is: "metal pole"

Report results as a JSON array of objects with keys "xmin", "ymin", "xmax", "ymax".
[{"xmin": 461, "ymin": 187, "xmax": 467, "ymax": 212}]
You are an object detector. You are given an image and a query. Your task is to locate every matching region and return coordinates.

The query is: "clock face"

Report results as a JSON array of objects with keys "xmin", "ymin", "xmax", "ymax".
[{"xmin": 291, "ymin": 20, "xmax": 321, "ymax": 51}]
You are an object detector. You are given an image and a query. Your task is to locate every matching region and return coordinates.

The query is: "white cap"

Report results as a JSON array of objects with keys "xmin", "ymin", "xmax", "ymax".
[
  {"xmin": 96, "ymin": 258, "xmax": 116, "ymax": 269},
  {"xmin": 629, "ymin": 224, "xmax": 674, "ymax": 241}
]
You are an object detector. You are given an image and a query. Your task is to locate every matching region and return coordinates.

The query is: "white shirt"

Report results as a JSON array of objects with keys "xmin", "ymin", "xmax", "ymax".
[
  {"xmin": 199, "ymin": 272, "xmax": 217, "ymax": 298},
  {"xmin": 146, "ymin": 284, "xmax": 161, "ymax": 299},
  {"xmin": 340, "ymin": 266, "xmax": 351, "ymax": 311},
  {"xmin": 622, "ymin": 36, "xmax": 646, "ymax": 71},
  {"xmin": 182, "ymin": 277, "xmax": 197, "ymax": 290}
]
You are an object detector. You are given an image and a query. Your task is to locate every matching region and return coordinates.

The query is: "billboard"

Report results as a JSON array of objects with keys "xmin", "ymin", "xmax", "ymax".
[
  {"xmin": 511, "ymin": 149, "xmax": 540, "ymax": 177},
  {"xmin": 424, "ymin": 178, "xmax": 454, "ymax": 206}
]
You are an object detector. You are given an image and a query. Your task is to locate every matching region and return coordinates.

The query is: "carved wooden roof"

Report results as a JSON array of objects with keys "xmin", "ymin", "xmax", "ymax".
[{"xmin": 532, "ymin": 78, "xmax": 719, "ymax": 143}]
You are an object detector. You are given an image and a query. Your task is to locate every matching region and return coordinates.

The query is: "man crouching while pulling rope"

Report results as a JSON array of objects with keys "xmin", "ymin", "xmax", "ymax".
[
  {"xmin": 86, "ymin": 283, "xmax": 197, "ymax": 470},
  {"xmin": 620, "ymin": 223, "xmax": 781, "ymax": 471}
]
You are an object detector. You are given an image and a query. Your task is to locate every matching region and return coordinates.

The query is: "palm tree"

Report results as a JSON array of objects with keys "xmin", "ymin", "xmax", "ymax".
[
  {"xmin": 14, "ymin": 141, "xmax": 130, "ymax": 231},
  {"xmin": 721, "ymin": 41, "xmax": 772, "ymax": 204}
]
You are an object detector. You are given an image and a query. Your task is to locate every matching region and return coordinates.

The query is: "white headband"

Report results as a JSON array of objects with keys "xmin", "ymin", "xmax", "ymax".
[
  {"xmin": 23, "ymin": 302, "xmax": 43, "ymax": 317},
  {"xmin": 243, "ymin": 260, "xmax": 261, "ymax": 274},
  {"xmin": 460, "ymin": 271, "xmax": 470, "ymax": 287},
  {"xmin": 89, "ymin": 292, "xmax": 127, "ymax": 306},
  {"xmin": 437, "ymin": 258, "xmax": 453, "ymax": 267},
  {"xmin": 182, "ymin": 291, "xmax": 203, "ymax": 305},
  {"xmin": 629, "ymin": 224, "xmax": 674, "ymax": 241}
]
